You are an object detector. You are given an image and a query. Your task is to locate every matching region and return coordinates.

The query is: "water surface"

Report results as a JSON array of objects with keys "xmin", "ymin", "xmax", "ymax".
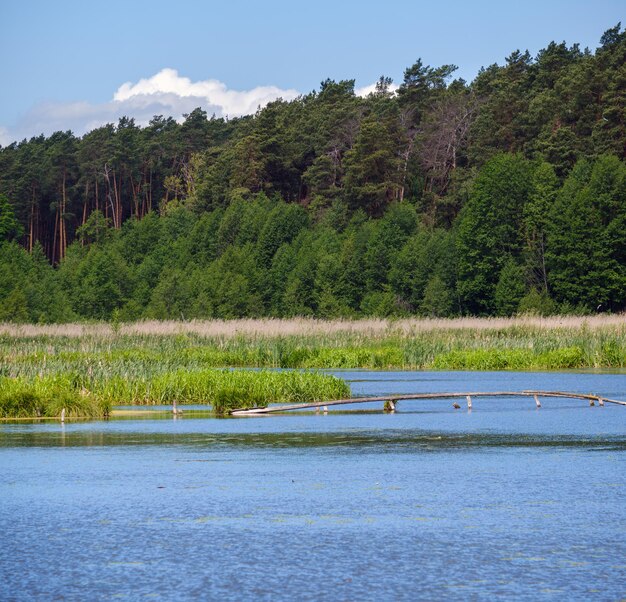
[{"xmin": 1, "ymin": 371, "xmax": 625, "ymax": 601}]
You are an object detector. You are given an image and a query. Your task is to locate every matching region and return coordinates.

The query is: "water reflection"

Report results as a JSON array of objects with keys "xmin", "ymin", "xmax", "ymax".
[{"xmin": 2, "ymin": 428, "xmax": 626, "ymax": 451}]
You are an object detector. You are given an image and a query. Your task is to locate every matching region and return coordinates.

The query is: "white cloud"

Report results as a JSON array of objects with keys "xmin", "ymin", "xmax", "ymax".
[
  {"xmin": 2, "ymin": 68, "xmax": 300, "ymax": 143},
  {"xmin": 114, "ymin": 68, "xmax": 299, "ymax": 117},
  {"xmin": 0, "ymin": 126, "xmax": 11, "ymax": 147}
]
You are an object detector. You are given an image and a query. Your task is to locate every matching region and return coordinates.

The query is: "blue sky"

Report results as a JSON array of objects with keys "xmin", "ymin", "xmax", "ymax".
[{"xmin": 0, "ymin": 0, "xmax": 623, "ymax": 144}]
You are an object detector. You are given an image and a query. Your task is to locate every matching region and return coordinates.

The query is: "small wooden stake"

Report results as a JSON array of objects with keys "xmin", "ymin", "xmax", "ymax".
[
  {"xmin": 384, "ymin": 400, "xmax": 396, "ymax": 412},
  {"xmin": 315, "ymin": 406, "xmax": 320, "ymax": 414},
  {"xmin": 534, "ymin": 394, "xmax": 541, "ymax": 408},
  {"xmin": 598, "ymin": 397, "xmax": 605, "ymax": 407},
  {"xmin": 466, "ymin": 395, "xmax": 472, "ymax": 410}
]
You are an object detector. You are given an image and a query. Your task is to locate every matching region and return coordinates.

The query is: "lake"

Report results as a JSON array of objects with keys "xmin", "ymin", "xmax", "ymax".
[{"xmin": 1, "ymin": 370, "xmax": 625, "ymax": 601}]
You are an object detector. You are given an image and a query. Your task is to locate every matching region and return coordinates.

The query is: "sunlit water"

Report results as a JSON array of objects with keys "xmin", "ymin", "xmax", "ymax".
[{"xmin": 1, "ymin": 371, "xmax": 625, "ymax": 601}]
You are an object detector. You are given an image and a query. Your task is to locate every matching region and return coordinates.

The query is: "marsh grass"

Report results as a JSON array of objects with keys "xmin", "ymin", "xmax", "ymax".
[
  {"xmin": 92, "ymin": 369, "xmax": 349, "ymax": 413},
  {"xmin": 0, "ymin": 375, "xmax": 110, "ymax": 419},
  {"xmin": 1, "ymin": 317, "xmax": 625, "ymax": 417},
  {"xmin": 2, "ymin": 315, "xmax": 626, "ymax": 339},
  {"xmin": 2, "ymin": 317, "xmax": 626, "ymax": 377},
  {"xmin": 0, "ymin": 369, "xmax": 349, "ymax": 418}
]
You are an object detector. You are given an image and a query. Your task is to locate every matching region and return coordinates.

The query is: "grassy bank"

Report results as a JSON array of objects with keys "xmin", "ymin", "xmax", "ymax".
[{"xmin": 0, "ymin": 369, "xmax": 349, "ymax": 418}]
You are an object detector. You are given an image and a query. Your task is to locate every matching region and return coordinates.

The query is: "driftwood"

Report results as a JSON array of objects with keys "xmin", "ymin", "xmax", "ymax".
[{"xmin": 230, "ymin": 390, "xmax": 626, "ymax": 416}]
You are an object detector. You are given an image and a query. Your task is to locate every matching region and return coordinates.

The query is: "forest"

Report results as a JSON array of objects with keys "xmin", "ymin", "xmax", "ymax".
[{"xmin": 0, "ymin": 24, "xmax": 625, "ymax": 322}]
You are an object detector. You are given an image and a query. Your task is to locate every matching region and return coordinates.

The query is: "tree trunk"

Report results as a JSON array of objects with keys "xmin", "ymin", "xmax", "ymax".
[
  {"xmin": 82, "ymin": 181, "xmax": 89, "ymax": 227},
  {"xmin": 113, "ymin": 171, "xmax": 121, "ymax": 228},
  {"xmin": 52, "ymin": 208, "xmax": 59, "ymax": 265},
  {"xmin": 60, "ymin": 169, "xmax": 67, "ymax": 261},
  {"xmin": 29, "ymin": 186, "xmax": 36, "ymax": 253}
]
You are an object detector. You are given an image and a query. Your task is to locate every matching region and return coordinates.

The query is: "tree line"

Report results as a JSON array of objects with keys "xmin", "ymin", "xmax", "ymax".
[{"xmin": 0, "ymin": 24, "xmax": 625, "ymax": 321}]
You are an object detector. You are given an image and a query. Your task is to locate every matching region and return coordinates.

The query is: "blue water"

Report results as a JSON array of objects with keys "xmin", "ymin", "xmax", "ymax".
[{"xmin": 1, "ymin": 371, "xmax": 625, "ymax": 601}]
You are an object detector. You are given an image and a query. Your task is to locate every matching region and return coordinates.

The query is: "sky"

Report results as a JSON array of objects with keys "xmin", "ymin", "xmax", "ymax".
[{"xmin": 0, "ymin": 0, "xmax": 623, "ymax": 145}]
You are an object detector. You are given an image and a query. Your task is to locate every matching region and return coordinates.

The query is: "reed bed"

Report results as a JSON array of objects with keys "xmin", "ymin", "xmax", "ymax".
[
  {"xmin": 91, "ymin": 369, "xmax": 350, "ymax": 414},
  {"xmin": 2, "ymin": 317, "xmax": 626, "ymax": 377},
  {"xmin": 0, "ymin": 369, "xmax": 349, "ymax": 418},
  {"xmin": 0, "ymin": 375, "xmax": 110, "ymax": 419},
  {"xmin": 2, "ymin": 314, "xmax": 626, "ymax": 339},
  {"xmin": 2, "ymin": 317, "xmax": 626, "ymax": 418}
]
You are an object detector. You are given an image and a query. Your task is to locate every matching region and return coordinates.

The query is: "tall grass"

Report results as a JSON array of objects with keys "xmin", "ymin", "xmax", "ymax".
[
  {"xmin": 0, "ymin": 369, "xmax": 349, "ymax": 418},
  {"xmin": 91, "ymin": 369, "xmax": 350, "ymax": 414},
  {"xmin": 0, "ymin": 375, "xmax": 110, "ymax": 419},
  {"xmin": 2, "ymin": 315, "xmax": 626, "ymax": 339},
  {"xmin": 2, "ymin": 318, "xmax": 626, "ymax": 377},
  {"xmin": 2, "ymin": 317, "xmax": 626, "ymax": 418}
]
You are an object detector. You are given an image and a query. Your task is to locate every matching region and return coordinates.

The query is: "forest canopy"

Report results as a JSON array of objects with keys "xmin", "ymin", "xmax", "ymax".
[{"xmin": 0, "ymin": 24, "xmax": 625, "ymax": 322}]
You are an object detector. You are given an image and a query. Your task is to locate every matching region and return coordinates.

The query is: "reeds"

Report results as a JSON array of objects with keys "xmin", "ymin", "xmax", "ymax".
[
  {"xmin": 2, "ymin": 314, "xmax": 626, "ymax": 339},
  {"xmin": 1, "ymin": 317, "xmax": 625, "ymax": 418},
  {"xmin": 91, "ymin": 369, "xmax": 350, "ymax": 414},
  {"xmin": 0, "ymin": 369, "xmax": 349, "ymax": 418},
  {"xmin": 0, "ymin": 375, "xmax": 110, "ymax": 419},
  {"xmin": 2, "ymin": 318, "xmax": 626, "ymax": 376}
]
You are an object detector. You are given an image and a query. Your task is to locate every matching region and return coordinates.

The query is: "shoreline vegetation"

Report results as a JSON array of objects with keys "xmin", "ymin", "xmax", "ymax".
[
  {"xmin": 2, "ymin": 316, "xmax": 626, "ymax": 419},
  {"xmin": 0, "ymin": 369, "xmax": 350, "ymax": 420},
  {"xmin": 3, "ymin": 314, "xmax": 626, "ymax": 338}
]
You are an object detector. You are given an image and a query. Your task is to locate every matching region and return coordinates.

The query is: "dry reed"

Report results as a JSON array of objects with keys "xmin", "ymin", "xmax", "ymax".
[{"xmin": 2, "ymin": 315, "xmax": 626, "ymax": 339}]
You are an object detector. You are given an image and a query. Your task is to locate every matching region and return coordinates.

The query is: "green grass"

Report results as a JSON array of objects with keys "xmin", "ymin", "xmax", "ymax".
[
  {"xmin": 0, "ymin": 375, "xmax": 110, "ymax": 419},
  {"xmin": 2, "ymin": 318, "xmax": 626, "ymax": 418},
  {"xmin": 432, "ymin": 347, "xmax": 587, "ymax": 370},
  {"xmin": 0, "ymin": 369, "xmax": 349, "ymax": 418},
  {"xmin": 2, "ymin": 323, "xmax": 626, "ymax": 378},
  {"xmin": 91, "ymin": 369, "xmax": 350, "ymax": 414}
]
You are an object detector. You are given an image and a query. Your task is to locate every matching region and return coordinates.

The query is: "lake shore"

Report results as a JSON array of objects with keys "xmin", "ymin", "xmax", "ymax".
[
  {"xmin": 2, "ymin": 316, "xmax": 626, "ymax": 418},
  {"xmin": 3, "ymin": 369, "xmax": 625, "ymax": 601}
]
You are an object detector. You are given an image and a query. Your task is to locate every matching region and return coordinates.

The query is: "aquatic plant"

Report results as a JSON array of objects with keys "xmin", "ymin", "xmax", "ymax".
[
  {"xmin": 92, "ymin": 369, "xmax": 350, "ymax": 414},
  {"xmin": 1, "ymin": 317, "xmax": 625, "ymax": 421},
  {"xmin": 0, "ymin": 369, "xmax": 349, "ymax": 418},
  {"xmin": 0, "ymin": 375, "xmax": 110, "ymax": 419}
]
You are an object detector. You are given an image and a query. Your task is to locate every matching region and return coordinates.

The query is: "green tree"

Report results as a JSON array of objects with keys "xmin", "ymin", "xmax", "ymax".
[
  {"xmin": 546, "ymin": 156, "xmax": 626, "ymax": 310},
  {"xmin": 0, "ymin": 194, "xmax": 22, "ymax": 241},
  {"xmin": 494, "ymin": 259, "xmax": 527, "ymax": 316},
  {"xmin": 523, "ymin": 162, "xmax": 559, "ymax": 292},
  {"xmin": 256, "ymin": 202, "xmax": 308, "ymax": 267},
  {"xmin": 343, "ymin": 115, "xmax": 401, "ymax": 216},
  {"xmin": 70, "ymin": 247, "xmax": 132, "ymax": 319},
  {"xmin": 456, "ymin": 154, "xmax": 533, "ymax": 314},
  {"xmin": 420, "ymin": 275, "xmax": 454, "ymax": 317}
]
